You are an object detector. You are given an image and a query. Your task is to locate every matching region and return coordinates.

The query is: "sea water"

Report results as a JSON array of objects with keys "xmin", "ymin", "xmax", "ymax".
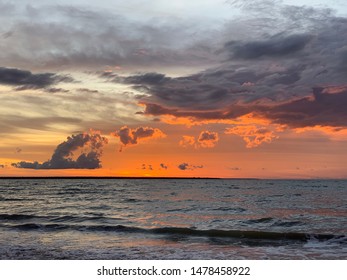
[{"xmin": 0, "ymin": 179, "xmax": 346, "ymax": 259}]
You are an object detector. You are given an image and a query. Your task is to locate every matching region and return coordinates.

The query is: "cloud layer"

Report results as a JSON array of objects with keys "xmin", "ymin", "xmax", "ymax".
[
  {"xmin": 106, "ymin": 6, "xmax": 347, "ymax": 138},
  {"xmin": 0, "ymin": 3, "xmax": 219, "ymax": 71}
]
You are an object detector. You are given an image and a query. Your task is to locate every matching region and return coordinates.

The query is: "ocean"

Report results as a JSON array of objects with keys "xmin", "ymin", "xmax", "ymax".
[{"xmin": 0, "ymin": 178, "xmax": 346, "ymax": 259}]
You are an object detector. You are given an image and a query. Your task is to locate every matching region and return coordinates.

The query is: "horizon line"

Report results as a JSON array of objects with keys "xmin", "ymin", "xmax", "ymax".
[{"xmin": 0, "ymin": 176, "xmax": 345, "ymax": 180}]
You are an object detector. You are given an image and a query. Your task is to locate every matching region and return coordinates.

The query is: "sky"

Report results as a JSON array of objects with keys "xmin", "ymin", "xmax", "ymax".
[{"xmin": 0, "ymin": 0, "xmax": 347, "ymax": 178}]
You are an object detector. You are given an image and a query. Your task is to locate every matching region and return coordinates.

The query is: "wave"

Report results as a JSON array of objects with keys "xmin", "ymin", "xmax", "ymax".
[
  {"xmin": 245, "ymin": 217, "xmax": 304, "ymax": 227},
  {"xmin": 3, "ymin": 222, "xmax": 345, "ymax": 243},
  {"xmin": 0, "ymin": 214, "xmax": 43, "ymax": 221},
  {"xmin": 0, "ymin": 214, "xmax": 122, "ymax": 223}
]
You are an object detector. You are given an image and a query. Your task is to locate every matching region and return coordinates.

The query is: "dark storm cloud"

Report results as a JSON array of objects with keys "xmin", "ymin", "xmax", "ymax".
[
  {"xmin": 141, "ymin": 87, "xmax": 347, "ymax": 129},
  {"xmin": 225, "ymin": 34, "xmax": 311, "ymax": 59},
  {"xmin": 261, "ymin": 87, "xmax": 347, "ymax": 128},
  {"xmin": 12, "ymin": 133, "xmax": 108, "ymax": 169},
  {"xmin": 338, "ymin": 49, "xmax": 347, "ymax": 72},
  {"xmin": 178, "ymin": 163, "xmax": 203, "ymax": 171},
  {"xmin": 2, "ymin": 1, "xmax": 346, "ymax": 132},
  {"xmin": 0, "ymin": 67, "xmax": 73, "ymax": 89},
  {"xmin": 142, "ymin": 102, "xmax": 248, "ymax": 120},
  {"xmin": 120, "ymin": 10, "xmax": 347, "ymax": 130}
]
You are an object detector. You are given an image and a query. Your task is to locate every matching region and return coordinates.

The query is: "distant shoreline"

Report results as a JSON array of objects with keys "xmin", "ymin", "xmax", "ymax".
[
  {"xmin": 0, "ymin": 176, "xmax": 258, "ymax": 180},
  {"xmin": 0, "ymin": 176, "xmax": 344, "ymax": 180}
]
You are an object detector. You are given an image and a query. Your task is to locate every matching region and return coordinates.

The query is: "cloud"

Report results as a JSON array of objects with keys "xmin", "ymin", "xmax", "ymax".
[
  {"xmin": 141, "ymin": 164, "xmax": 153, "ymax": 170},
  {"xmin": 0, "ymin": 115, "xmax": 82, "ymax": 135},
  {"xmin": 225, "ymin": 33, "xmax": 311, "ymax": 60},
  {"xmin": 142, "ymin": 87, "xmax": 347, "ymax": 130},
  {"xmin": 179, "ymin": 135, "xmax": 196, "ymax": 148},
  {"xmin": 118, "ymin": 72, "xmax": 171, "ymax": 85},
  {"xmin": 178, "ymin": 163, "xmax": 203, "ymax": 171},
  {"xmin": 228, "ymin": 167, "xmax": 241, "ymax": 171},
  {"xmin": 0, "ymin": 4, "xmax": 219, "ymax": 71},
  {"xmin": 12, "ymin": 132, "xmax": 108, "ymax": 169},
  {"xmin": 45, "ymin": 88, "xmax": 70, "ymax": 93},
  {"xmin": 225, "ymin": 125, "xmax": 278, "ymax": 148},
  {"xmin": 260, "ymin": 87, "xmax": 347, "ymax": 128},
  {"xmin": 160, "ymin": 163, "xmax": 168, "ymax": 169},
  {"xmin": 0, "ymin": 67, "xmax": 73, "ymax": 90},
  {"xmin": 179, "ymin": 131, "xmax": 219, "ymax": 148},
  {"xmin": 178, "ymin": 163, "xmax": 189, "ymax": 170},
  {"xmin": 198, "ymin": 131, "xmax": 219, "ymax": 148},
  {"xmin": 0, "ymin": 164, "xmax": 4, "ymax": 168},
  {"xmin": 114, "ymin": 7, "xmax": 347, "ymax": 139},
  {"xmin": 111, "ymin": 126, "xmax": 166, "ymax": 148},
  {"xmin": 76, "ymin": 88, "xmax": 99, "ymax": 93}
]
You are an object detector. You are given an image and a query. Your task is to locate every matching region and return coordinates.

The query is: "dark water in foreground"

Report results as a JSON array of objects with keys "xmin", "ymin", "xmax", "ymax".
[{"xmin": 0, "ymin": 179, "xmax": 346, "ymax": 259}]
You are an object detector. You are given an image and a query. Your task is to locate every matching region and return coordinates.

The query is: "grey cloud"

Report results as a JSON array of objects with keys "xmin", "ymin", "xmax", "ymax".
[
  {"xmin": 141, "ymin": 164, "xmax": 153, "ymax": 170},
  {"xmin": 0, "ymin": 5, "xmax": 219, "ymax": 71},
  {"xmin": 122, "ymin": 10, "xmax": 347, "ymax": 129},
  {"xmin": 198, "ymin": 131, "xmax": 218, "ymax": 142},
  {"xmin": 338, "ymin": 49, "xmax": 347, "ymax": 72},
  {"xmin": 0, "ymin": 67, "xmax": 73, "ymax": 89},
  {"xmin": 178, "ymin": 163, "xmax": 189, "ymax": 170},
  {"xmin": 142, "ymin": 87, "xmax": 347, "ymax": 129},
  {"xmin": 178, "ymin": 163, "xmax": 203, "ymax": 171},
  {"xmin": 76, "ymin": 88, "xmax": 99, "ymax": 93},
  {"xmin": 225, "ymin": 33, "xmax": 311, "ymax": 60},
  {"xmin": 122, "ymin": 73, "xmax": 170, "ymax": 85},
  {"xmin": 142, "ymin": 102, "xmax": 249, "ymax": 120},
  {"xmin": 12, "ymin": 133, "xmax": 108, "ymax": 169},
  {"xmin": 44, "ymin": 88, "xmax": 70, "ymax": 93},
  {"xmin": 261, "ymin": 87, "xmax": 347, "ymax": 128},
  {"xmin": 0, "ymin": 2, "xmax": 15, "ymax": 15},
  {"xmin": 160, "ymin": 163, "xmax": 168, "ymax": 169}
]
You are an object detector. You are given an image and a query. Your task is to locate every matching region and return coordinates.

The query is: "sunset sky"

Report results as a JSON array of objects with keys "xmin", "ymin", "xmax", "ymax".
[{"xmin": 0, "ymin": 0, "xmax": 346, "ymax": 178}]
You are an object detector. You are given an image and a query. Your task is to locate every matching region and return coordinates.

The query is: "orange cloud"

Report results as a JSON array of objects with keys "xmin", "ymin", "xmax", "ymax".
[
  {"xmin": 179, "ymin": 135, "xmax": 196, "ymax": 148},
  {"xmin": 198, "ymin": 131, "xmax": 219, "ymax": 148},
  {"xmin": 179, "ymin": 131, "xmax": 219, "ymax": 149},
  {"xmin": 154, "ymin": 112, "xmax": 273, "ymax": 128},
  {"xmin": 294, "ymin": 125, "xmax": 347, "ymax": 140},
  {"xmin": 322, "ymin": 85, "xmax": 347, "ymax": 95},
  {"xmin": 111, "ymin": 126, "xmax": 166, "ymax": 150},
  {"xmin": 225, "ymin": 125, "xmax": 279, "ymax": 148}
]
